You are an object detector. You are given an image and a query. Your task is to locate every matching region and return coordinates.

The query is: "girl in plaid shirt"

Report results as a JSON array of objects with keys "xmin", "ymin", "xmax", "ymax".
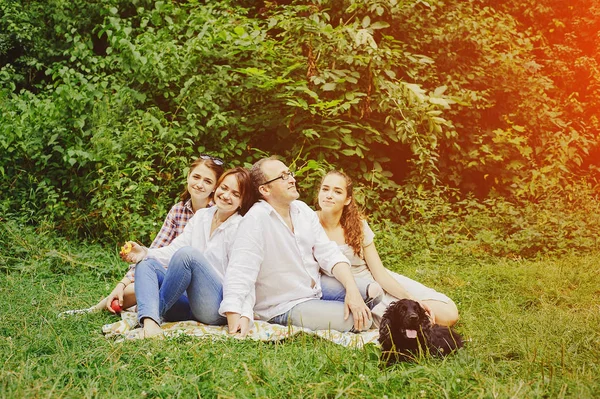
[{"xmin": 97, "ymin": 156, "xmax": 224, "ymax": 313}]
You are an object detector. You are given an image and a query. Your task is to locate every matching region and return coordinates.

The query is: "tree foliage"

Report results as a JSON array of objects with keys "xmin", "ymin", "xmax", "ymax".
[{"xmin": 1, "ymin": 0, "xmax": 598, "ymax": 252}]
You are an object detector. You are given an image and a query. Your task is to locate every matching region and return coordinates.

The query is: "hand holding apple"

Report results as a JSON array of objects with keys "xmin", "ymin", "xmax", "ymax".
[{"xmin": 111, "ymin": 299, "xmax": 122, "ymax": 313}]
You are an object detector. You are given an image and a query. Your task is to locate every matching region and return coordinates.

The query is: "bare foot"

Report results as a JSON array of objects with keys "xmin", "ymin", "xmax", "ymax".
[{"xmin": 141, "ymin": 318, "xmax": 164, "ymax": 339}]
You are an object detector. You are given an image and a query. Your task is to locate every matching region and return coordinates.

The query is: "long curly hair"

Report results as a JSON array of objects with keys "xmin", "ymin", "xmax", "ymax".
[{"xmin": 316, "ymin": 170, "xmax": 365, "ymax": 257}]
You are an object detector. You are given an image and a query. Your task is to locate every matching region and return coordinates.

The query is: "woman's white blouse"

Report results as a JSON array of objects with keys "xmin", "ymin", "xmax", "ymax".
[{"xmin": 146, "ymin": 206, "xmax": 242, "ymax": 278}]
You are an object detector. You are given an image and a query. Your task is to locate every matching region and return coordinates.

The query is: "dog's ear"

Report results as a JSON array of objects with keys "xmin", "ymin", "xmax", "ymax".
[
  {"xmin": 379, "ymin": 316, "xmax": 392, "ymax": 344},
  {"xmin": 416, "ymin": 302, "xmax": 431, "ymax": 322},
  {"xmin": 380, "ymin": 315, "xmax": 391, "ymax": 332},
  {"xmin": 379, "ymin": 317, "xmax": 398, "ymax": 366}
]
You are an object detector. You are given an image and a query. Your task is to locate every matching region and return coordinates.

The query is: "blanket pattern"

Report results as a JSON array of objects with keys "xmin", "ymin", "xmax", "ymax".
[{"xmin": 102, "ymin": 311, "xmax": 380, "ymax": 348}]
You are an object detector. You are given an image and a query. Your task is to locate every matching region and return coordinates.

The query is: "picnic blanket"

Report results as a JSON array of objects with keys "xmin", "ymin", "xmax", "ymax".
[{"xmin": 101, "ymin": 310, "xmax": 381, "ymax": 348}]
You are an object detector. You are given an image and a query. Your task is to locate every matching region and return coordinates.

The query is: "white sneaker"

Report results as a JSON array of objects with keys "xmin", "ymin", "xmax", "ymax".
[{"xmin": 57, "ymin": 306, "xmax": 98, "ymax": 318}]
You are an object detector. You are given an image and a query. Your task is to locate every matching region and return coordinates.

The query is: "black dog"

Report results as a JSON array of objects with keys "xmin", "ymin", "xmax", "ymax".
[{"xmin": 379, "ymin": 299, "xmax": 463, "ymax": 365}]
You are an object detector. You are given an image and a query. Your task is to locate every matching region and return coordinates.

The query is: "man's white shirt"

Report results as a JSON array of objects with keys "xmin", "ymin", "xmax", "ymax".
[{"xmin": 219, "ymin": 200, "xmax": 350, "ymax": 321}]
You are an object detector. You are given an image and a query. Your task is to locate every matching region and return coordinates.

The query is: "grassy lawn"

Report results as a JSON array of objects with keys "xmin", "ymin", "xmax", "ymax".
[{"xmin": 1, "ymin": 222, "xmax": 599, "ymax": 398}]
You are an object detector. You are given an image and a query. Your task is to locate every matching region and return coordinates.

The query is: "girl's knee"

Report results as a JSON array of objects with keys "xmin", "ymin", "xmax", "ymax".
[
  {"xmin": 134, "ymin": 260, "xmax": 160, "ymax": 279},
  {"xmin": 172, "ymin": 246, "xmax": 197, "ymax": 261},
  {"xmin": 136, "ymin": 259, "xmax": 153, "ymax": 271},
  {"xmin": 171, "ymin": 247, "xmax": 204, "ymax": 269},
  {"xmin": 431, "ymin": 300, "xmax": 459, "ymax": 327}
]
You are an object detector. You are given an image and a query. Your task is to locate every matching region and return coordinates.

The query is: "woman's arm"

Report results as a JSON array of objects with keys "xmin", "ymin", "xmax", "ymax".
[
  {"xmin": 144, "ymin": 210, "xmax": 201, "ymax": 266},
  {"xmin": 331, "ymin": 261, "xmax": 373, "ymax": 331},
  {"xmin": 363, "ymin": 242, "xmax": 414, "ymax": 300},
  {"xmin": 149, "ymin": 201, "xmax": 191, "ymax": 249},
  {"xmin": 104, "ymin": 277, "xmax": 135, "ymax": 313}
]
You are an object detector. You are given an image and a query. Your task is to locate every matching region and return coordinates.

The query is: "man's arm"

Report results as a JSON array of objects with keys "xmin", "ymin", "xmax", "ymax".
[{"xmin": 219, "ymin": 213, "xmax": 264, "ymax": 336}]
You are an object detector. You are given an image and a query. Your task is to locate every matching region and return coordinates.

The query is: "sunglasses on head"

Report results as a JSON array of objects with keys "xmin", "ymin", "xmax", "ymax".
[{"xmin": 199, "ymin": 154, "xmax": 224, "ymax": 166}]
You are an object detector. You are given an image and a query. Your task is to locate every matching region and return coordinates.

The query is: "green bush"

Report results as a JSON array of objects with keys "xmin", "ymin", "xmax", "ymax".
[
  {"xmin": 1, "ymin": 0, "xmax": 598, "ymax": 254},
  {"xmin": 373, "ymin": 184, "xmax": 600, "ymax": 261}
]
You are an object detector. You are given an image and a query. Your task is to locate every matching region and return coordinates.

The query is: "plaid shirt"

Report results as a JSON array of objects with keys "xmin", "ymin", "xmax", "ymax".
[{"xmin": 125, "ymin": 199, "xmax": 195, "ymax": 282}]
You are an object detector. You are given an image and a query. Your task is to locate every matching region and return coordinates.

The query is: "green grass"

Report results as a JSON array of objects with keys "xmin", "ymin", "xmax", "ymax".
[{"xmin": 1, "ymin": 220, "xmax": 599, "ymax": 398}]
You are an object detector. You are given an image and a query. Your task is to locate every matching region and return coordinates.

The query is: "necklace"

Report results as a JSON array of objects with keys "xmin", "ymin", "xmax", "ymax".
[{"xmin": 212, "ymin": 210, "xmax": 231, "ymax": 229}]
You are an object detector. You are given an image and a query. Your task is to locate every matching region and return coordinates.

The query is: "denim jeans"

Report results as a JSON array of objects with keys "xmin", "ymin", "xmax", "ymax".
[
  {"xmin": 320, "ymin": 274, "xmax": 382, "ymax": 308},
  {"xmin": 159, "ymin": 246, "xmax": 226, "ymax": 325},
  {"xmin": 268, "ymin": 298, "xmax": 371, "ymax": 333},
  {"xmin": 134, "ymin": 258, "xmax": 191, "ymax": 326}
]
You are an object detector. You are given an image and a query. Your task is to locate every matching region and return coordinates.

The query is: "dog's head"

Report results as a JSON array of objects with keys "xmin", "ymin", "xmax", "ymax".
[
  {"xmin": 380, "ymin": 299, "xmax": 432, "ymax": 341},
  {"xmin": 380, "ymin": 299, "xmax": 462, "ymax": 365}
]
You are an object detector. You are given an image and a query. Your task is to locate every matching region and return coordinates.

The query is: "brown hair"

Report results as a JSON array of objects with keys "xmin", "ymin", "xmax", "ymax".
[
  {"xmin": 179, "ymin": 156, "xmax": 225, "ymax": 202},
  {"xmin": 316, "ymin": 170, "xmax": 365, "ymax": 256},
  {"xmin": 216, "ymin": 167, "xmax": 257, "ymax": 216}
]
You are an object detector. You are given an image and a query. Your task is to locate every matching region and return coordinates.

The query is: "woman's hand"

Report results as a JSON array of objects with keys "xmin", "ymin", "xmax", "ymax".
[
  {"xmin": 330, "ymin": 261, "xmax": 373, "ymax": 331},
  {"xmin": 226, "ymin": 312, "xmax": 251, "ymax": 338},
  {"xmin": 344, "ymin": 287, "xmax": 372, "ymax": 331},
  {"xmin": 105, "ymin": 282, "xmax": 126, "ymax": 314},
  {"xmin": 120, "ymin": 241, "xmax": 147, "ymax": 264}
]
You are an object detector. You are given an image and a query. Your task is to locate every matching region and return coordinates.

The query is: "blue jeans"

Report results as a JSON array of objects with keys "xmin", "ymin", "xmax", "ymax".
[
  {"xmin": 134, "ymin": 258, "xmax": 191, "ymax": 326},
  {"xmin": 320, "ymin": 274, "xmax": 382, "ymax": 308},
  {"xmin": 159, "ymin": 246, "xmax": 226, "ymax": 325}
]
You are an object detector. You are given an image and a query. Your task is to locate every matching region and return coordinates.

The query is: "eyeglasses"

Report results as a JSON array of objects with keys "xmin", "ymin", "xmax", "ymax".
[
  {"xmin": 199, "ymin": 154, "xmax": 224, "ymax": 166},
  {"xmin": 261, "ymin": 171, "xmax": 295, "ymax": 185}
]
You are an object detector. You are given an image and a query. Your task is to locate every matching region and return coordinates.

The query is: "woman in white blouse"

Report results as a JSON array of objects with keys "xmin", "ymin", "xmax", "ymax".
[
  {"xmin": 122, "ymin": 167, "xmax": 256, "ymax": 338},
  {"xmin": 316, "ymin": 170, "xmax": 459, "ymax": 327}
]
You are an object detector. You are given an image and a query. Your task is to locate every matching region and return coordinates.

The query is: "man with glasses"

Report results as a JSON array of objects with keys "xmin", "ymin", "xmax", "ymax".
[{"xmin": 219, "ymin": 156, "xmax": 372, "ymax": 336}]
